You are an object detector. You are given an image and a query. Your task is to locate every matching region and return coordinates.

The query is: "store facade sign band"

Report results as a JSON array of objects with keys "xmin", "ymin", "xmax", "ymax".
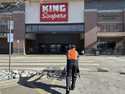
[{"xmin": 40, "ymin": 2, "xmax": 68, "ymax": 22}]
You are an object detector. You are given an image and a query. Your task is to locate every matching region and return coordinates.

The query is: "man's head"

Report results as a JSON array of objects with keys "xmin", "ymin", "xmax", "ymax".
[{"xmin": 70, "ymin": 45, "xmax": 76, "ymax": 49}]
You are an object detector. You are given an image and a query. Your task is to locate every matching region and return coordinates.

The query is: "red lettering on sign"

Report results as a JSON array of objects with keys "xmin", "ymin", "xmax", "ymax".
[{"xmin": 40, "ymin": 3, "xmax": 68, "ymax": 22}]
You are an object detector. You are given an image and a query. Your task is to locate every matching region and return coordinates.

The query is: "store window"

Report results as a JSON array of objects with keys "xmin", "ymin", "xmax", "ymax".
[
  {"xmin": 26, "ymin": 25, "xmax": 32, "ymax": 32},
  {"xmin": 97, "ymin": 23, "xmax": 123, "ymax": 32},
  {"xmin": 0, "ymin": 21, "xmax": 8, "ymax": 32},
  {"xmin": 97, "ymin": 12, "xmax": 123, "ymax": 32},
  {"xmin": 0, "ymin": 33, "xmax": 7, "ymax": 38},
  {"xmin": 32, "ymin": 25, "xmax": 38, "ymax": 32}
]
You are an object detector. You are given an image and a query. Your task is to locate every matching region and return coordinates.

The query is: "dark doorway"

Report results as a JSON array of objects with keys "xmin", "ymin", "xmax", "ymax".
[
  {"xmin": 25, "ymin": 33, "xmax": 84, "ymax": 54},
  {"xmin": 0, "ymin": 33, "xmax": 13, "ymax": 54}
]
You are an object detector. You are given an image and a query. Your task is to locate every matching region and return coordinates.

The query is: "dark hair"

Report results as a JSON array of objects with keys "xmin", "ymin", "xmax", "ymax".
[{"xmin": 70, "ymin": 45, "xmax": 76, "ymax": 49}]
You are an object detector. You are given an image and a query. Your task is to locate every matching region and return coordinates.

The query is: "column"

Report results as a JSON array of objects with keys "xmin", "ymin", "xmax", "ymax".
[
  {"xmin": 13, "ymin": 11, "xmax": 25, "ymax": 55},
  {"xmin": 84, "ymin": 9, "xmax": 98, "ymax": 49}
]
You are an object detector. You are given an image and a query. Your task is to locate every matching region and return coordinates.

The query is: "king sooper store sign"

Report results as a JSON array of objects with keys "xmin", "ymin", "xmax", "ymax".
[{"xmin": 40, "ymin": 2, "xmax": 68, "ymax": 22}]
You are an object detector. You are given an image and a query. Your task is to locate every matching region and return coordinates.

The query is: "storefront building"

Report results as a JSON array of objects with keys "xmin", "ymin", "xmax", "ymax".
[
  {"xmin": 2, "ymin": 0, "xmax": 125, "ymax": 55},
  {"xmin": 0, "ymin": 0, "xmax": 84, "ymax": 54},
  {"xmin": 85, "ymin": 0, "xmax": 125, "ymax": 55}
]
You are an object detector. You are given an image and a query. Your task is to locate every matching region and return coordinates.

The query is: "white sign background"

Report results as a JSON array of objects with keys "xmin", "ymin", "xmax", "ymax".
[{"xmin": 7, "ymin": 33, "xmax": 13, "ymax": 43}]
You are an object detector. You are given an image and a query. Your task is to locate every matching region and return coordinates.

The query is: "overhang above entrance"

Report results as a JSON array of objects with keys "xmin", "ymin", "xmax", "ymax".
[
  {"xmin": 97, "ymin": 32, "xmax": 125, "ymax": 38},
  {"xmin": 26, "ymin": 0, "xmax": 83, "ymax": 3},
  {"xmin": 26, "ymin": 23, "xmax": 84, "ymax": 33}
]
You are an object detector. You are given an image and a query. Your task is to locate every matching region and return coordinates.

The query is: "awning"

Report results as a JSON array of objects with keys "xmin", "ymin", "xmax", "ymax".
[
  {"xmin": 26, "ymin": 23, "xmax": 84, "ymax": 33},
  {"xmin": 27, "ymin": 0, "xmax": 68, "ymax": 3},
  {"xmin": 0, "ymin": 0, "xmax": 75, "ymax": 3}
]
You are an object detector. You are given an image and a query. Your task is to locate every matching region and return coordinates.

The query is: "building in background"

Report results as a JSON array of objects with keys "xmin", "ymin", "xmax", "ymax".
[
  {"xmin": 0, "ymin": 0, "xmax": 84, "ymax": 55},
  {"xmin": 2, "ymin": 0, "xmax": 125, "ymax": 55},
  {"xmin": 85, "ymin": 0, "xmax": 125, "ymax": 55},
  {"xmin": 0, "ymin": 0, "xmax": 25, "ymax": 54}
]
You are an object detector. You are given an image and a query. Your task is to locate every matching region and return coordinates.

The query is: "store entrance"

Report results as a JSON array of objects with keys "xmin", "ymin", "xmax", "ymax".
[
  {"xmin": 39, "ymin": 43, "xmax": 70, "ymax": 54},
  {"xmin": 97, "ymin": 37, "xmax": 117, "ymax": 55},
  {"xmin": 25, "ymin": 33, "xmax": 84, "ymax": 54}
]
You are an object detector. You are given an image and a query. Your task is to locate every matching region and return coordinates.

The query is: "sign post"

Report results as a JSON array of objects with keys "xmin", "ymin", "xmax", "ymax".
[{"xmin": 7, "ymin": 20, "xmax": 14, "ymax": 77}]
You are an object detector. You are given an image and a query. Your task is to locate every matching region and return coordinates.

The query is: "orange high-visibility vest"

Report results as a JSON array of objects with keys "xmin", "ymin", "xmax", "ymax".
[{"xmin": 67, "ymin": 48, "xmax": 78, "ymax": 60}]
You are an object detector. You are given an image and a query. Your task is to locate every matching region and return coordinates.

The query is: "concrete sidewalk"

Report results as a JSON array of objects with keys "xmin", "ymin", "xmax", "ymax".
[
  {"xmin": 0, "ymin": 55, "xmax": 125, "ymax": 73},
  {"xmin": 0, "ymin": 55, "xmax": 125, "ymax": 94},
  {"xmin": 0, "ymin": 71, "xmax": 125, "ymax": 94}
]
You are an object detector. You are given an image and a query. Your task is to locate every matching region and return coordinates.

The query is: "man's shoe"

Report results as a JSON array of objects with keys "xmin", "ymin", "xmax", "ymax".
[{"xmin": 66, "ymin": 90, "xmax": 70, "ymax": 94}]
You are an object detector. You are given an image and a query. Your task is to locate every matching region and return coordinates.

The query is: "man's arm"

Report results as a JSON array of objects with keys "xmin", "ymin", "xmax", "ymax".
[
  {"xmin": 77, "ymin": 66, "xmax": 80, "ymax": 78},
  {"xmin": 76, "ymin": 57, "xmax": 80, "ymax": 78}
]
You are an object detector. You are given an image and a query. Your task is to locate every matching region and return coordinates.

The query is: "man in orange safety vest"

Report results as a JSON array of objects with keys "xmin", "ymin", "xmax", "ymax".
[{"xmin": 66, "ymin": 45, "xmax": 80, "ymax": 94}]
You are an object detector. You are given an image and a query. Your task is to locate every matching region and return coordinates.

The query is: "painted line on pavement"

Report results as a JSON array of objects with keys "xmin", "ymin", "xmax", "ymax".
[{"xmin": 0, "ymin": 63, "xmax": 99, "ymax": 66}]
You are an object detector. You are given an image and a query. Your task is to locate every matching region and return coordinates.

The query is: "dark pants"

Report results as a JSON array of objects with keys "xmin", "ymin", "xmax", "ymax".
[{"xmin": 66, "ymin": 60, "xmax": 78, "ymax": 91}]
